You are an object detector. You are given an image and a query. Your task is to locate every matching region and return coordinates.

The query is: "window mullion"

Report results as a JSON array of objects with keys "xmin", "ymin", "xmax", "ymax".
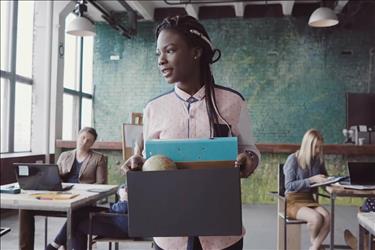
[
  {"xmin": 8, "ymin": 1, "xmax": 19, "ymax": 152},
  {"xmin": 78, "ymin": 37, "xmax": 84, "ymax": 130},
  {"xmin": 15, "ymin": 74, "xmax": 33, "ymax": 85}
]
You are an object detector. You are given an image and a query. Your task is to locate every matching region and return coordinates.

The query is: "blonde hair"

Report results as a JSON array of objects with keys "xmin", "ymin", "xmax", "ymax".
[{"xmin": 296, "ymin": 129, "xmax": 324, "ymax": 169}]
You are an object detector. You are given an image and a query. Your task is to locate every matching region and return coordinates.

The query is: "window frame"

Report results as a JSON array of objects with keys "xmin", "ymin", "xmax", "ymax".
[
  {"xmin": 0, "ymin": 1, "xmax": 33, "ymax": 153},
  {"xmin": 63, "ymin": 35, "xmax": 93, "ymax": 138}
]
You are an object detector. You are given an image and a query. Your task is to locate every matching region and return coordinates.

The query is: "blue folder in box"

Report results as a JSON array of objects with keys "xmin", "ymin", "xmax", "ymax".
[{"xmin": 145, "ymin": 137, "xmax": 238, "ymax": 162}]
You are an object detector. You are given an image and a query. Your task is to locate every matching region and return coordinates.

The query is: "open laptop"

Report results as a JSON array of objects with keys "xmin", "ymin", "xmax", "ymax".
[
  {"xmin": 339, "ymin": 162, "xmax": 375, "ymax": 190},
  {"xmin": 127, "ymin": 168, "xmax": 242, "ymax": 237},
  {"xmin": 14, "ymin": 163, "xmax": 74, "ymax": 191}
]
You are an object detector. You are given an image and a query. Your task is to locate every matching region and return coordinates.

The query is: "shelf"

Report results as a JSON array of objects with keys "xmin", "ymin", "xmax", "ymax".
[
  {"xmin": 55, "ymin": 140, "xmax": 375, "ymax": 156},
  {"xmin": 258, "ymin": 144, "xmax": 375, "ymax": 156},
  {"xmin": 56, "ymin": 140, "xmax": 122, "ymax": 150}
]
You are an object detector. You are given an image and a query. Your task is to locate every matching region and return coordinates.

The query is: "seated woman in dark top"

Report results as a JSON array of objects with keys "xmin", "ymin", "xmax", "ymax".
[
  {"xmin": 71, "ymin": 185, "xmax": 129, "ymax": 250},
  {"xmin": 46, "ymin": 185, "xmax": 129, "ymax": 250},
  {"xmin": 283, "ymin": 129, "xmax": 330, "ymax": 250}
]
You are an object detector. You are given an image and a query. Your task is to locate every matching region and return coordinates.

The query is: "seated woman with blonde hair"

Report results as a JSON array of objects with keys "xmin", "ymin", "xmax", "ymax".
[{"xmin": 284, "ymin": 129, "xmax": 330, "ymax": 250}]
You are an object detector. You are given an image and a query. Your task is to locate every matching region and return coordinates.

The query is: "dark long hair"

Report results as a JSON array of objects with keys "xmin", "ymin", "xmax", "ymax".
[{"xmin": 155, "ymin": 15, "xmax": 225, "ymax": 137}]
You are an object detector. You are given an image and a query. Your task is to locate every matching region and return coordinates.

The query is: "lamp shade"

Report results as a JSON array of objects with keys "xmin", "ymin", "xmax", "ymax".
[
  {"xmin": 308, "ymin": 7, "xmax": 339, "ymax": 28},
  {"xmin": 66, "ymin": 16, "xmax": 96, "ymax": 36}
]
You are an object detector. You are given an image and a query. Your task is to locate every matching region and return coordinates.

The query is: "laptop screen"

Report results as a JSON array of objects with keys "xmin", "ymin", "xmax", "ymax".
[
  {"xmin": 14, "ymin": 163, "xmax": 65, "ymax": 191},
  {"xmin": 348, "ymin": 162, "xmax": 375, "ymax": 185}
]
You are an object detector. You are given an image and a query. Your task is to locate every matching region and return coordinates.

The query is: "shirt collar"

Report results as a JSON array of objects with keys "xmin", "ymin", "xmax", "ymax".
[{"xmin": 174, "ymin": 85, "xmax": 206, "ymax": 102}]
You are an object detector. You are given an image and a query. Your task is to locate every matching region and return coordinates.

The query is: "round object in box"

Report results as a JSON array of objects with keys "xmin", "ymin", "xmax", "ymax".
[{"xmin": 142, "ymin": 155, "xmax": 177, "ymax": 171}]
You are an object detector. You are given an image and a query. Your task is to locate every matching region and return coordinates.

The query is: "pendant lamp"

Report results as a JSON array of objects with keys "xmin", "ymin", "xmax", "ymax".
[
  {"xmin": 308, "ymin": 6, "xmax": 339, "ymax": 28},
  {"xmin": 66, "ymin": 0, "xmax": 96, "ymax": 36}
]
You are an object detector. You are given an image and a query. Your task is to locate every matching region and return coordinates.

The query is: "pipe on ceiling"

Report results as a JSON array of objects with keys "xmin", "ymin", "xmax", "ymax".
[{"xmin": 86, "ymin": 0, "xmax": 135, "ymax": 38}]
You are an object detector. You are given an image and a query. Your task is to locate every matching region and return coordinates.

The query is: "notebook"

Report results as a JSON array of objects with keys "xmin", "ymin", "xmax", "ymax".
[
  {"xmin": 339, "ymin": 162, "xmax": 375, "ymax": 190},
  {"xmin": 127, "ymin": 168, "xmax": 242, "ymax": 237},
  {"xmin": 145, "ymin": 137, "xmax": 238, "ymax": 162},
  {"xmin": 14, "ymin": 163, "xmax": 74, "ymax": 191},
  {"xmin": 310, "ymin": 176, "xmax": 347, "ymax": 188}
]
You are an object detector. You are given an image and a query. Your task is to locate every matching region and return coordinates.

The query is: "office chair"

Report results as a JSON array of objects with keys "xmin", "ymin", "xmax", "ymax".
[
  {"xmin": 122, "ymin": 112, "xmax": 143, "ymax": 161},
  {"xmin": 88, "ymin": 212, "xmax": 129, "ymax": 250},
  {"xmin": 0, "ymin": 227, "xmax": 11, "ymax": 237},
  {"xmin": 88, "ymin": 211, "xmax": 152, "ymax": 250},
  {"xmin": 276, "ymin": 163, "xmax": 308, "ymax": 250},
  {"xmin": 274, "ymin": 163, "xmax": 329, "ymax": 250}
]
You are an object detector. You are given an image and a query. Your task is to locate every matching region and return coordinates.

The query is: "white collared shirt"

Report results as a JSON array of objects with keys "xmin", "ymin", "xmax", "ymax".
[{"xmin": 143, "ymin": 84, "xmax": 260, "ymax": 250}]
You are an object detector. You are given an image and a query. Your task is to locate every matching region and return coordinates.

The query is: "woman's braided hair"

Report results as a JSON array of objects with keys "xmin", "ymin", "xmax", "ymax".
[{"xmin": 155, "ymin": 15, "xmax": 223, "ymax": 137}]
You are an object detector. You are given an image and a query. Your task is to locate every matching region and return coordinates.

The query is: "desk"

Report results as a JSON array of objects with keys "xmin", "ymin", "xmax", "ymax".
[
  {"xmin": 357, "ymin": 212, "xmax": 375, "ymax": 250},
  {"xmin": 0, "ymin": 183, "xmax": 118, "ymax": 250},
  {"xmin": 326, "ymin": 186, "xmax": 375, "ymax": 250}
]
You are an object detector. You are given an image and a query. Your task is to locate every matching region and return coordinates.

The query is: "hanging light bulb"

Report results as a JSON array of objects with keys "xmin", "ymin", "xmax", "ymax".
[{"xmin": 66, "ymin": 0, "xmax": 96, "ymax": 36}]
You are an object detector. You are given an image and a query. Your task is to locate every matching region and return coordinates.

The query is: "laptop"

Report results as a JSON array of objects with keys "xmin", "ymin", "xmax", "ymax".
[
  {"xmin": 339, "ymin": 162, "xmax": 375, "ymax": 190},
  {"xmin": 127, "ymin": 168, "xmax": 242, "ymax": 237},
  {"xmin": 14, "ymin": 163, "xmax": 74, "ymax": 191}
]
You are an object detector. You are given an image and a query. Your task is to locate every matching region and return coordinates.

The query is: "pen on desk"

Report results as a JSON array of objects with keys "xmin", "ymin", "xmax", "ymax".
[{"xmin": 36, "ymin": 197, "xmax": 53, "ymax": 200}]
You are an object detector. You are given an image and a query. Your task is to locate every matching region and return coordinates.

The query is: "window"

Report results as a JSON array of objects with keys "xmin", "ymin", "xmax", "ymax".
[
  {"xmin": 0, "ymin": 1, "xmax": 34, "ymax": 153},
  {"xmin": 62, "ymin": 13, "xmax": 94, "ymax": 140}
]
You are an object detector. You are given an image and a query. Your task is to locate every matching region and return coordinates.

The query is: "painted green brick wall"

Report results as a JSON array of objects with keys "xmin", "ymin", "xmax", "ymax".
[
  {"xmin": 93, "ymin": 17, "xmax": 375, "ymax": 143},
  {"xmin": 92, "ymin": 17, "xmax": 375, "ymax": 204}
]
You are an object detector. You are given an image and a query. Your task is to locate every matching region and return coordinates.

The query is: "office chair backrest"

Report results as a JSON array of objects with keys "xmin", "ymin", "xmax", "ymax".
[
  {"xmin": 278, "ymin": 163, "xmax": 286, "ymax": 197},
  {"xmin": 122, "ymin": 112, "xmax": 143, "ymax": 161},
  {"xmin": 103, "ymin": 156, "xmax": 108, "ymax": 184}
]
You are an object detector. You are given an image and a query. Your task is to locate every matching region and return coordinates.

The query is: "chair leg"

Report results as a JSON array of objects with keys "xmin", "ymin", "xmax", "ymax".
[
  {"xmin": 284, "ymin": 218, "xmax": 287, "ymax": 250},
  {"xmin": 45, "ymin": 217, "xmax": 48, "ymax": 248},
  {"xmin": 89, "ymin": 213, "xmax": 93, "ymax": 250},
  {"xmin": 115, "ymin": 242, "xmax": 119, "ymax": 250},
  {"xmin": 109, "ymin": 242, "xmax": 112, "ymax": 250}
]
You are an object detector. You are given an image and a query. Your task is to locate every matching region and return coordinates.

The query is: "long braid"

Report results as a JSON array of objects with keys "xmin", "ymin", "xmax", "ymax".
[{"xmin": 155, "ymin": 15, "xmax": 228, "ymax": 138}]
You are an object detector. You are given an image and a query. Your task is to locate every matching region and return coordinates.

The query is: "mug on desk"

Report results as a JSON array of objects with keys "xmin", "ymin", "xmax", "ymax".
[{"xmin": 358, "ymin": 138, "xmax": 365, "ymax": 145}]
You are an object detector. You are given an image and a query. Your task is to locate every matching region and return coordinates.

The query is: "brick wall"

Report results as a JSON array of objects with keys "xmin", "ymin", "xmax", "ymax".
[
  {"xmin": 92, "ymin": 17, "xmax": 375, "ymax": 204},
  {"xmin": 93, "ymin": 17, "xmax": 375, "ymax": 143}
]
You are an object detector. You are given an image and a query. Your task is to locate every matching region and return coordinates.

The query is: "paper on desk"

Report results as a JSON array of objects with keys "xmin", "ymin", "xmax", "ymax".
[
  {"xmin": 310, "ymin": 176, "xmax": 346, "ymax": 188},
  {"xmin": 336, "ymin": 183, "xmax": 375, "ymax": 190},
  {"xmin": 30, "ymin": 192, "xmax": 79, "ymax": 200}
]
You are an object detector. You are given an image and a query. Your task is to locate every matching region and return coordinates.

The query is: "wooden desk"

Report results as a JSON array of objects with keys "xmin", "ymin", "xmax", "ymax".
[
  {"xmin": 326, "ymin": 186, "xmax": 375, "ymax": 250},
  {"xmin": 0, "ymin": 183, "xmax": 118, "ymax": 250},
  {"xmin": 357, "ymin": 212, "xmax": 375, "ymax": 250}
]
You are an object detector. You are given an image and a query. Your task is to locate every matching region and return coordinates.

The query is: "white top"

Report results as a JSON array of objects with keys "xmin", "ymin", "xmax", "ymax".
[{"xmin": 144, "ymin": 84, "xmax": 259, "ymax": 249}]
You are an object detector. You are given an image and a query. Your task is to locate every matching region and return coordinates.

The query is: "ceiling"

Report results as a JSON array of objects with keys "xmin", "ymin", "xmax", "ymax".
[
  {"xmin": 85, "ymin": 0, "xmax": 351, "ymax": 21},
  {"xmin": 80, "ymin": 0, "xmax": 374, "ymax": 37}
]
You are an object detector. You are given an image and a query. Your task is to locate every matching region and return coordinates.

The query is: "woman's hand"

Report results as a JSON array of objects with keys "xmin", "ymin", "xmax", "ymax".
[
  {"xmin": 309, "ymin": 174, "xmax": 327, "ymax": 184},
  {"xmin": 235, "ymin": 152, "xmax": 258, "ymax": 178},
  {"xmin": 120, "ymin": 154, "xmax": 145, "ymax": 175}
]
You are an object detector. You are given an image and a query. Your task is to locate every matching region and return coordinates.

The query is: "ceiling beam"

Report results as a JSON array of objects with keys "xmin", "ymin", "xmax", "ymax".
[
  {"xmin": 280, "ymin": 0, "xmax": 295, "ymax": 16},
  {"xmin": 185, "ymin": 4, "xmax": 199, "ymax": 19},
  {"xmin": 234, "ymin": 2, "xmax": 244, "ymax": 17},
  {"xmin": 334, "ymin": 0, "xmax": 349, "ymax": 14},
  {"xmin": 125, "ymin": 0, "xmax": 154, "ymax": 21}
]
